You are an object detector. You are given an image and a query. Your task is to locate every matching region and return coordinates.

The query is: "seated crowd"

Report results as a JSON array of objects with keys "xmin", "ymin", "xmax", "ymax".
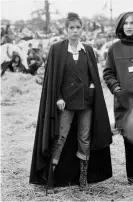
[{"xmin": 1, "ymin": 43, "xmax": 47, "ymax": 77}]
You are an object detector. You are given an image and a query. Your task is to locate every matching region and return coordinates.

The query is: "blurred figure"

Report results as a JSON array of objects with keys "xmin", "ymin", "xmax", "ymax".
[
  {"xmin": 37, "ymin": 43, "xmax": 47, "ymax": 64},
  {"xmin": 1, "ymin": 27, "xmax": 5, "ymax": 45},
  {"xmin": 1, "ymin": 43, "xmax": 29, "ymax": 70},
  {"xmin": 35, "ymin": 65, "xmax": 46, "ymax": 85},
  {"xmin": 27, "ymin": 43, "xmax": 33, "ymax": 55},
  {"xmin": 4, "ymin": 24, "xmax": 14, "ymax": 43},
  {"xmin": 103, "ymin": 12, "xmax": 133, "ymax": 185},
  {"xmin": 26, "ymin": 50, "xmax": 43, "ymax": 75},
  {"xmin": 1, "ymin": 53, "xmax": 26, "ymax": 76}
]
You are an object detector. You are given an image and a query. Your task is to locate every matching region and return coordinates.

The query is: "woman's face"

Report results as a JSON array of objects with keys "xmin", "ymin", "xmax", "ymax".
[
  {"xmin": 123, "ymin": 15, "xmax": 133, "ymax": 36},
  {"xmin": 67, "ymin": 20, "xmax": 82, "ymax": 41},
  {"xmin": 15, "ymin": 56, "xmax": 20, "ymax": 63}
]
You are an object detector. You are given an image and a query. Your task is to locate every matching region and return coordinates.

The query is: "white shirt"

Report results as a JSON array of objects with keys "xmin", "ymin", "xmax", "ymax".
[{"xmin": 68, "ymin": 41, "xmax": 86, "ymax": 61}]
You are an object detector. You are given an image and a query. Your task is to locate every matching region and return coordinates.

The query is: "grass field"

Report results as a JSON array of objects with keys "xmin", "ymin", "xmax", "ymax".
[{"xmin": 1, "ymin": 71, "xmax": 133, "ymax": 201}]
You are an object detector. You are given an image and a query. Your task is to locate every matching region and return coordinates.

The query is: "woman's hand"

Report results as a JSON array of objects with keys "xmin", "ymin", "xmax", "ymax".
[
  {"xmin": 56, "ymin": 99, "xmax": 66, "ymax": 111},
  {"xmin": 12, "ymin": 62, "xmax": 17, "ymax": 68},
  {"xmin": 30, "ymin": 60, "xmax": 36, "ymax": 64},
  {"xmin": 90, "ymin": 83, "xmax": 95, "ymax": 88}
]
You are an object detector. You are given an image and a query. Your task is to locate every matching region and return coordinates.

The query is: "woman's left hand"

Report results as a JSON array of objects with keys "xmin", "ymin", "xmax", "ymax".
[{"xmin": 56, "ymin": 99, "xmax": 66, "ymax": 111}]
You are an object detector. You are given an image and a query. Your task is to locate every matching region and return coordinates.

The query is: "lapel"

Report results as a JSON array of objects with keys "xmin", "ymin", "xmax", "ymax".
[
  {"xmin": 58, "ymin": 40, "xmax": 84, "ymax": 87},
  {"xmin": 67, "ymin": 52, "xmax": 80, "ymax": 74},
  {"xmin": 69, "ymin": 53, "xmax": 77, "ymax": 66},
  {"xmin": 60, "ymin": 39, "xmax": 68, "ymax": 69},
  {"xmin": 67, "ymin": 51, "xmax": 88, "ymax": 82}
]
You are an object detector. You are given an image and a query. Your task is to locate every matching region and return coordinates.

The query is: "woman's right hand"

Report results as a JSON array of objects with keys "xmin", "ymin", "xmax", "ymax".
[
  {"xmin": 56, "ymin": 99, "xmax": 66, "ymax": 111},
  {"xmin": 30, "ymin": 60, "xmax": 36, "ymax": 64},
  {"xmin": 12, "ymin": 62, "xmax": 17, "ymax": 68}
]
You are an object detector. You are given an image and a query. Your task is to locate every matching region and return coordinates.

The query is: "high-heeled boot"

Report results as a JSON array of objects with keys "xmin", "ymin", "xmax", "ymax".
[{"xmin": 79, "ymin": 159, "xmax": 88, "ymax": 188}]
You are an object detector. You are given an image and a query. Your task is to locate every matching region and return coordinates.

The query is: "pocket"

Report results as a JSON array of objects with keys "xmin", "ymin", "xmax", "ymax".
[
  {"xmin": 89, "ymin": 88, "xmax": 95, "ymax": 96},
  {"xmin": 85, "ymin": 86, "xmax": 95, "ymax": 95},
  {"xmin": 128, "ymin": 68, "xmax": 133, "ymax": 81},
  {"xmin": 115, "ymin": 57, "xmax": 133, "ymax": 86},
  {"xmin": 84, "ymin": 87, "xmax": 95, "ymax": 105},
  {"xmin": 89, "ymin": 88, "xmax": 95, "ymax": 105},
  {"xmin": 63, "ymin": 83, "xmax": 75, "ymax": 88}
]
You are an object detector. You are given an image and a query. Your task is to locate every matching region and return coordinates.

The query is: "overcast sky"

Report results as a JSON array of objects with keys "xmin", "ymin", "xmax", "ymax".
[{"xmin": 1, "ymin": 0, "xmax": 133, "ymax": 21}]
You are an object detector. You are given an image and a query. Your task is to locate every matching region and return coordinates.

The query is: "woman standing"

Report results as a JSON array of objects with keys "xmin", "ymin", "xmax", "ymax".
[
  {"xmin": 103, "ymin": 12, "xmax": 133, "ymax": 185},
  {"xmin": 30, "ymin": 13, "xmax": 112, "ymax": 190}
]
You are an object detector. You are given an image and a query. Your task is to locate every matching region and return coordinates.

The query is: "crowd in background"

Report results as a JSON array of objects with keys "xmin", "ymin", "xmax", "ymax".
[
  {"xmin": 1, "ymin": 24, "xmax": 47, "ymax": 78},
  {"xmin": 0, "ymin": 21, "xmax": 117, "ymax": 80}
]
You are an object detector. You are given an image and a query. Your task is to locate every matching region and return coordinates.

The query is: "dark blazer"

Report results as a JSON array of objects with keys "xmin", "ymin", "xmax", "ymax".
[
  {"xmin": 29, "ymin": 39, "xmax": 112, "ymax": 186},
  {"xmin": 61, "ymin": 51, "xmax": 93, "ymax": 109}
]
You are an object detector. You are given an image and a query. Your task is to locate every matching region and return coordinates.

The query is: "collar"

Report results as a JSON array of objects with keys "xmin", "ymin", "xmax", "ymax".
[{"xmin": 68, "ymin": 41, "xmax": 86, "ymax": 54}]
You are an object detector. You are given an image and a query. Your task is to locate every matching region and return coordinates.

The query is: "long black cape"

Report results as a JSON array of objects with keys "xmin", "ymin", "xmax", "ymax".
[{"xmin": 29, "ymin": 40, "xmax": 113, "ymax": 186}]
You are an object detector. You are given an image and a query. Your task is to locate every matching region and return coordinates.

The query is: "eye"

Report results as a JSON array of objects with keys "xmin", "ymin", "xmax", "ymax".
[
  {"xmin": 76, "ymin": 26, "xmax": 81, "ymax": 29},
  {"xmin": 69, "ymin": 26, "xmax": 74, "ymax": 30}
]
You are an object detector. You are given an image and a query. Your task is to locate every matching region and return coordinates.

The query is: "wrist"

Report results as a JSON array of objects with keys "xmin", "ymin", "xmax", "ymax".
[{"xmin": 57, "ymin": 98, "xmax": 63, "ymax": 102}]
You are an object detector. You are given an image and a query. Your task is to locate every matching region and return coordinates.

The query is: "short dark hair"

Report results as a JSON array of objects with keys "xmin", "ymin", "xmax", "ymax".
[{"xmin": 65, "ymin": 12, "xmax": 82, "ymax": 28}]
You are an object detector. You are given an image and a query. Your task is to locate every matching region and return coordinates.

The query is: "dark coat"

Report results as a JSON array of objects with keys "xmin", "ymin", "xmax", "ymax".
[
  {"xmin": 103, "ymin": 12, "xmax": 133, "ymax": 180},
  {"xmin": 103, "ymin": 41, "xmax": 133, "ymax": 129},
  {"xmin": 29, "ymin": 39, "xmax": 112, "ymax": 186},
  {"xmin": 103, "ymin": 11, "xmax": 133, "ymax": 130}
]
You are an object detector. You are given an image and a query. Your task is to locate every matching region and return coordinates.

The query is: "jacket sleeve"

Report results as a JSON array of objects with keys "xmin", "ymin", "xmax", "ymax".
[
  {"xmin": 1, "ymin": 61, "xmax": 12, "ymax": 76},
  {"xmin": 103, "ymin": 45, "xmax": 121, "ymax": 94}
]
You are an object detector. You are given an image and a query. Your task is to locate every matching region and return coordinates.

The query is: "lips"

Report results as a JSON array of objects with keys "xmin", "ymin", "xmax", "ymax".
[
  {"xmin": 125, "ymin": 30, "xmax": 133, "ymax": 35},
  {"xmin": 126, "ymin": 30, "xmax": 133, "ymax": 32},
  {"xmin": 73, "ymin": 35, "xmax": 78, "ymax": 37}
]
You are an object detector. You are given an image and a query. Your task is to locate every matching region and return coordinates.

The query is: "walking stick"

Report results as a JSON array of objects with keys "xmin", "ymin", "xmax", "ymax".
[
  {"xmin": 45, "ymin": 138, "xmax": 56, "ymax": 196},
  {"xmin": 45, "ymin": 160, "xmax": 54, "ymax": 196}
]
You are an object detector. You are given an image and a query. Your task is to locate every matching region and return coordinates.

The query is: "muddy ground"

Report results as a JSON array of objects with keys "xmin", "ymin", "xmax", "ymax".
[{"xmin": 1, "ymin": 71, "xmax": 133, "ymax": 201}]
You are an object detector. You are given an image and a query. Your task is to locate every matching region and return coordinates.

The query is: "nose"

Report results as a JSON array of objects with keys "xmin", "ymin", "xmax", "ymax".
[
  {"xmin": 73, "ymin": 27, "xmax": 78, "ymax": 32},
  {"xmin": 127, "ymin": 23, "xmax": 132, "ymax": 29}
]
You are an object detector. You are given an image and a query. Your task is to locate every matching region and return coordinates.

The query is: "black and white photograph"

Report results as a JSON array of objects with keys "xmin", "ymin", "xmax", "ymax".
[{"xmin": 1, "ymin": 0, "xmax": 133, "ymax": 201}]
